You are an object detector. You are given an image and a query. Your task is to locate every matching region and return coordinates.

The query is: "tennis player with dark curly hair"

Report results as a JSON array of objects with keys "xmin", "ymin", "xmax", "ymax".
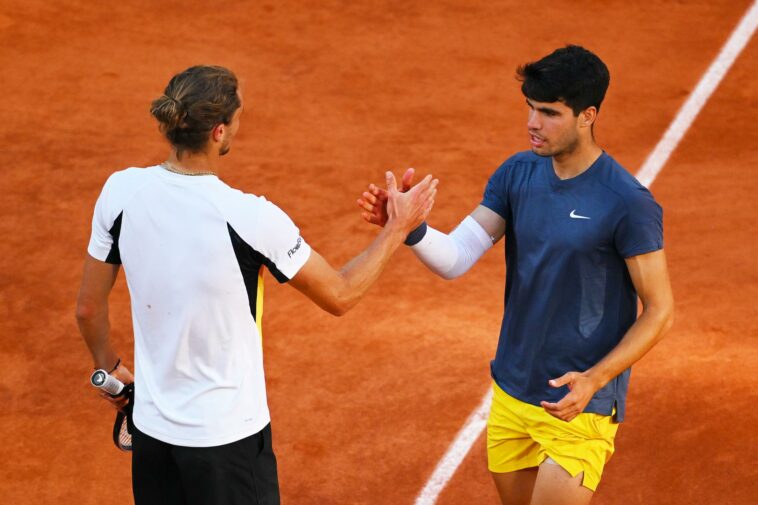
[{"xmin": 358, "ymin": 46, "xmax": 674, "ymax": 505}]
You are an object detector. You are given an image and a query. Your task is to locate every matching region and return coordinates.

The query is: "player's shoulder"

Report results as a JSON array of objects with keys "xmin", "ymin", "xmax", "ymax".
[
  {"xmin": 489, "ymin": 150, "xmax": 544, "ymax": 183},
  {"xmin": 220, "ymin": 188, "xmax": 301, "ymax": 251},
  {"xmin": 104, "ymin": 166, "xmax": 151, "ymax": 186},
  {"xmin": 213, "ymin": 181, "xmax": 268, "ymax": 213},
  {"xmin": 595, "ymin": 153, "xmax": 661, "ymax": 215},
  {"xmin": 214, "ymin": 183, "xmax": 295, "ymax": 232},
  {"xmin": 500, "ymin": 150, "xmax": 544, "ymax": 170},
  {"xmin": 98, "ymin": 166, "xmax": 157, "ymax": 204}
]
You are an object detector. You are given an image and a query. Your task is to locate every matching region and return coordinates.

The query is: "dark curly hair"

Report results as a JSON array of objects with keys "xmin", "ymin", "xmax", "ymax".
[{"xmin": 517, "ymin": 45, "xmax": 610, "ymax": 116}]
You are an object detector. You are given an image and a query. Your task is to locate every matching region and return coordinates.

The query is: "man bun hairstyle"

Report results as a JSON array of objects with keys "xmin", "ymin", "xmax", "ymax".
[
  {"xmin": 517, "ymin": 45, "xmax": 610, "ymax": 116},
  {"xmin": 151, "ymin": 65, "xmax": 241, "ymax": 156}
]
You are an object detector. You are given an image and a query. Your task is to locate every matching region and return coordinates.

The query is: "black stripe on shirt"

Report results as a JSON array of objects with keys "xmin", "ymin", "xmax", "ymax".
[
  {"xmin": 105, "ymin": 211, "xmax": 123, "ymax": 265},
  {"xmin": 227, "ymin": 223, "xmax": 288, "ymax": 321}
]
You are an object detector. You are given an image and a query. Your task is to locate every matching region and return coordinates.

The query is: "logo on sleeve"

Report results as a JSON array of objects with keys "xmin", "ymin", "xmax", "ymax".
[
  {"xmin": 287, "ymin": 237, "xmax": 303, "ymax": 258},
  {"xmin": 569, "ymin": 209, "xmax": 591, "ymax": 220}
]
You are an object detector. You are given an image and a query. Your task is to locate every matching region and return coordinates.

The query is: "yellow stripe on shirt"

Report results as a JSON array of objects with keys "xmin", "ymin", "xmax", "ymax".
[{"xmin": 256, "ymin": 267, "xmax": 264, "ymax": 339}]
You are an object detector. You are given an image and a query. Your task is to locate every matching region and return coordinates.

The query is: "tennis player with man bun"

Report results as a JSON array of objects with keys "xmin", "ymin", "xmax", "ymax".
[
  {"xmin": 76, "ymin": 65, "xmax": 437, "ymax": 505},
  {"xmin": 358, "ymin": 46, "xmax": 674, "ymax": 505}
]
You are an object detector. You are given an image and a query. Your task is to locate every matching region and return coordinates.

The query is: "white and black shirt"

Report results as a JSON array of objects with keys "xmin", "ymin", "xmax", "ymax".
[{"xmin": 88, "ymin": 166, "xmax": 311, "ymax": 447}]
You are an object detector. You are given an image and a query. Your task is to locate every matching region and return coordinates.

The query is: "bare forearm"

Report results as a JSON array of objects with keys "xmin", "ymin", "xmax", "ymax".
[
  {"xmin": 334, "ymin": 223, "xmax": 405, "ymax": 312},
  {"xmin": 289, "ymin": 224, "xmax": 406, "ymax": 316},
  {"xmin": 291, "ymin": 222, "xmax": 407, "ymax": 316},
  {"xmin": 76, "ymin": 257, "xmax": 121, "ymax": 368},
  {"xmin": 586, "ymin": 304, "xmax": 674, "ymax": 389},
  {"xmin": 77, "ymin": 305, "xmax": 118, "ymax": 369}
]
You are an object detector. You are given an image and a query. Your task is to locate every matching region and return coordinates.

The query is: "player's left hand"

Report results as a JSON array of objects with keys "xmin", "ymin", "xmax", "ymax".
[
  {"xmin": 357, "ymin": 168, "xmax": 415, "ymax": 226},
  {"xmin": 540, "ymin": 371, "xmax": 600, "ymax": 422}
]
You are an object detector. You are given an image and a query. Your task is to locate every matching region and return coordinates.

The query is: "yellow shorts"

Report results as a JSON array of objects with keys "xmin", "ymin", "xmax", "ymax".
[{"xmin": 486, "ymin": 382, "xmax": 619, "ymax": 491}]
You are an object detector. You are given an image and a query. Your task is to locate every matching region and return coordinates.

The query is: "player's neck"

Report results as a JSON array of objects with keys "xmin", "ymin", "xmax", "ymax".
[
  {"xmin": 551, "ymin": 141, "xmax": 603, "ymax": 180},
  {"xmin": 167, "ymin": 149, "xmax": 220, "ymax": 175}
]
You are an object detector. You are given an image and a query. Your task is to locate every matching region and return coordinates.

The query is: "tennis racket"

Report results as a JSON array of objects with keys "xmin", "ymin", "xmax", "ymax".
[{"xmin": 90, "ymin": 369, "xmax": 134, "ymax": 451}]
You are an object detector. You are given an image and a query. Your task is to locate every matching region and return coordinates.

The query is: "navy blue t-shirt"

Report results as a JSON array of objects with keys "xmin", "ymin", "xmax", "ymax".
[{"xmin": 481, "ymin": 151, "xmax": 663, "ymax": 422}]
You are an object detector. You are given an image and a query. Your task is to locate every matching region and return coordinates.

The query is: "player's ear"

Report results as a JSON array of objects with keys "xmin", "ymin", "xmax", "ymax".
[
  {"xmin": 211, "ymin": 123, "xmax": 226, "ymax": 142},
  {"xmin": 580, "ymin": 107, "xmax": 597, "ymax": 128}
]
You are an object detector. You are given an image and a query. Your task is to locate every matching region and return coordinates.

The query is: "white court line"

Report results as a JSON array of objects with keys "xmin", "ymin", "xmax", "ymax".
[
  {"xmin": 414, "ymin": 2, "xmax": 758, "ymax": 504},
  {"xmin": 414, "ymin": 388, "xmax": 493, "ymax": 505},
  {"xmin": 637, "ymin": 0, "xmax": 758, "ymax": 186}
]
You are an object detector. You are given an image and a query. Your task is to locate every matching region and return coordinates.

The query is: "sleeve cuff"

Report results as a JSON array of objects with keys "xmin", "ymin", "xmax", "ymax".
[
  {"xmin": 278, "ymin": 242, "xmax": 312, "ymax": 283},
  {"xmin": 404, "ymin": 222, "xmax": 428, "ymax": 246}
]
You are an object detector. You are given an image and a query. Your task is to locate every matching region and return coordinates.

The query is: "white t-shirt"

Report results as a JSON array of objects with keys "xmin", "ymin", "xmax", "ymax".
[{"xmin": 88, "ymin": 165, "xmax": 311, "ymax": 447}]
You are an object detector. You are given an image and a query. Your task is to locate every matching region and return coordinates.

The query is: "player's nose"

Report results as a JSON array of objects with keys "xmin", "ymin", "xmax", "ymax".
[{"xmin": 527, "ymin": 110, "xmax": 540, "ymax": 130}]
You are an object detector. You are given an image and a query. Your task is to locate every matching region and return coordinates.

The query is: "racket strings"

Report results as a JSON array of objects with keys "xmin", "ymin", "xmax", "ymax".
[
  {"xmin": 117, "ymin": 414, "xmax": 133, "ymax": 451},
  {"xmin": 113, "ymin": 383, "xmax": 135, "ymax": 452}
]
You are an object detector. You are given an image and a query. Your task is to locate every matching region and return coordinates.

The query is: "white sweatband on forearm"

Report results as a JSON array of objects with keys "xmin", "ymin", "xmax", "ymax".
[{"xmin": 409, "ymin": 216, "xmax": 494, "ymax": 279}]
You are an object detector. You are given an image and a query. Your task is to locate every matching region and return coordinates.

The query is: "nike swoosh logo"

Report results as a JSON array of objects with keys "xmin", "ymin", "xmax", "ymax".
[{"xmin": 570, "ymin": 210, "xmax": 591, "ymax": 219}]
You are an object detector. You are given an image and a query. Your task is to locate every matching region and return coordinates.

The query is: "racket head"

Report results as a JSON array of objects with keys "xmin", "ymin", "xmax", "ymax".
[
  {"xmin": 113, "ymin": 411, "xmax": 133, "ymax": 451},
  {"xmin": 112, "ymin": 383, "xmax": 134, "ymax": 452}
]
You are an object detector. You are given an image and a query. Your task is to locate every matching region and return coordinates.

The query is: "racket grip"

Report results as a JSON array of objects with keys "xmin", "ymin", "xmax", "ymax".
[{"xmin": 91, "ymin": 369, "xmax": 125, "ymax": 396}]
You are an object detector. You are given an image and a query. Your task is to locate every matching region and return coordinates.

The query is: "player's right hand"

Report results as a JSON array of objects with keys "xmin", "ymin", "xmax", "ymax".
[
  {"xmin": 384, "ymin": 170, "xmax": 438, "ymax": 234},
  {"xmin": 99, "ymin": 364, "xmax": 134, "ymax": 412},
  {"xmin": 357, "ymin": 168, "xmax": 415, "ymax": 227}
]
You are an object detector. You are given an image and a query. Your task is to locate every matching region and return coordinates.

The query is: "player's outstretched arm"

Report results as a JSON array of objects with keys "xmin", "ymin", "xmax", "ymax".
[
  {"xmin": 358, "ymin": 173, "xmax": 505, "ymax": 279},
  {"xmin": 540, "ymin": 249, "xmax": 675, "ymax": 422},
  {"xmin": 289, "ymin": 171, "xmax": 437, "ymax": 316}
]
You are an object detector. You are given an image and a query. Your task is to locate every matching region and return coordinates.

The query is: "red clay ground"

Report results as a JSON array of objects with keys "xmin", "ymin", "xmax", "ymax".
[{"xmin": 1, "ymin": 1, "xmax": 756, "ymax": 504}]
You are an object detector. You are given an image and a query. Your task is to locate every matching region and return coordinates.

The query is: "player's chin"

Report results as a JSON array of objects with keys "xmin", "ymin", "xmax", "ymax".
[{"xmin": 530, "ymin": 146, "xmax": 553, "ymax": 157}]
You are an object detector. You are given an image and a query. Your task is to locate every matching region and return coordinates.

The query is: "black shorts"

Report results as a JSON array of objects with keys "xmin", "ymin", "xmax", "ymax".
[{"xmin": 132, "ymin": 423, "xmax": 280, "ymax": 505}]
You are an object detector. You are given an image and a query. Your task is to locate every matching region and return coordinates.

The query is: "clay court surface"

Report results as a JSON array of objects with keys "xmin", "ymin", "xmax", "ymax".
[{"xmin": 1, "ymin": 1, "xmax": 756, "ymax": 503}]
